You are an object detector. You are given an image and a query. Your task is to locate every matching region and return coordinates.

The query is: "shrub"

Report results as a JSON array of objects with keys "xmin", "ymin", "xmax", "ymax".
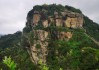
[{"xmin": 3, "ymin": 56, "xmax": 17, "ymax": 70}]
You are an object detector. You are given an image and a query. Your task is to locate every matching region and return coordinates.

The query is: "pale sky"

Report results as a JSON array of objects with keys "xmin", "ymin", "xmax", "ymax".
[{"xmin": 0, "ymin": 0, "xmax": 99, "ymax": 34}]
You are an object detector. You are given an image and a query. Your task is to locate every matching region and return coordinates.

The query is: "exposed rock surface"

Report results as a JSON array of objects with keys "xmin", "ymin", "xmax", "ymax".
[{"xmin": 31, "ymin": 11, "xmax": 83, "ymax": 28}]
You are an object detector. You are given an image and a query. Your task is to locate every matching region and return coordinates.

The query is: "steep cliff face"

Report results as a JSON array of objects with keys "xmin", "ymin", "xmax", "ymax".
[
  {"xmin": 23, "ymin": 5, "xmax": 84, "ymax": 64},
  {"xmin": 31, "ymin": 11, "xmax": 83, "ymax": 28},
  {"xmin": 30, "ymin": 30, "xmax": 49, "ymax": 64}
]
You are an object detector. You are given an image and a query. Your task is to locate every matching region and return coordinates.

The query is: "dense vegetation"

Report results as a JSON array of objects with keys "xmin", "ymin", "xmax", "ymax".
[
  {"xmin": 46, "ymin": 28, "xmax": 99, "ymax": 70},
  {"xmin": 83, "ymin": 16, "xmax": 99, "ymax": 41},
  {"xmin": 0, "ymin": 31, "xmax": 35, "ymax": 70},
  {"xmin": 0, "ymin": 31, "xmax": 21, "ymax": 49},
  {"xmin": 27, "ymin": 4, "xmax": 65, "ymax": 19}
]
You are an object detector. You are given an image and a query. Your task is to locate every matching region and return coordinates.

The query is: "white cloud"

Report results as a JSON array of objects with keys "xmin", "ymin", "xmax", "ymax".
[{"xmin": 0, "ymin": 0, "xmax": 99, "ymax": 34}]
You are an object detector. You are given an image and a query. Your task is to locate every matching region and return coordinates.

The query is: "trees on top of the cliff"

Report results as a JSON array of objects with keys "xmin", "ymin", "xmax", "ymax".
[
  {"xmin": 42, "ymin": 4, "xmax": 65, "ymax": 11},
  {"xmin": 28, "ymin": 4, "xmax": 82, "ymax": 19},
  {"xmin": 32, "ymin": 4, "xmax": 65, "ymax": 16},
  {"xmin": 47, "ymin": 4, "xmax": 65, "ymax": 15},
  {"xmin": 65, "ymin": 5, "xmax": 82, "ymax": 13},
  {"xmin": 33, "ymin": 5, "xmax": 42, "ymax": 11},
  {"xmin": 27, "ymin": 9, "xmax": 34, "ymax": 19}
]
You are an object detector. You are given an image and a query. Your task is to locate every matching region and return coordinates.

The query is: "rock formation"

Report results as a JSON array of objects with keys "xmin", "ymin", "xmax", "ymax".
[{"xmin": 23, "ymin": 5, "xmax": 84, "ymax": 64}]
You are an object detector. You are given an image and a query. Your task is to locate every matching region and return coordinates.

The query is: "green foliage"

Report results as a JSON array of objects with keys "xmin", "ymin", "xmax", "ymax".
[
  {"xmin": 84, "ymin": 16, "xmax": 99, "ymax": 41},
  {"xmin": 3, "ymin": 56, "xmax": 16, "ymax": 70},
  {"xmin": 70, "ymin": 30, "xmax": 98, "ymax": 48},
  {"xmin": 38, "ymin": 60, "xmax": 49, "ymax": 70},
  {"xmin": 47, "ymin": 29, "xmax": 99, "ymax": 70},
  {"xmin": 27, "ymin": 9, "xmax": 34, "ymax": 19},
  {"xmin": 41, "ymin": 12, "xmax": 48, "ymax": 20},
  {"xmin": 0, "ymin": 31, "xmax": 22, "ymax": 49},
  {"xmin": 23, "ymin": 26, "xmax": 32, "ymax": 33},
  {"xmin": 28, "ymin": 4, "xmax": 66, "ymax": 18},
  {"xmin": 48, "ymin": 26, "xmax": 70, "ymax": 32},
  {"xmin": 28, "ymin": 31, "xmax": 34, "ymax": 45},
  {"xmin": 0, "ymin": 32, "xmax": 36, "ymax": 70},
  {"xmin": 33, "ymin": 5, "xmax": 42, "ymax": 11},
  {"xmin": 65, "ymin": 5, "xmax": 82, "ymax": 13},
  {"xmin": 36, "ymin": 44, "xmax": 41, "ymax": 49},
  {"xmin": 59, "ymin": 68, "xmax": 63, "ymax": 70},
  {"xmin": 34, "ymin": 20, "xmax": 44, "ymax": 30},
  {"xmin": 21, "ymin": 35, "xmax": 29, "ymax": 47}
]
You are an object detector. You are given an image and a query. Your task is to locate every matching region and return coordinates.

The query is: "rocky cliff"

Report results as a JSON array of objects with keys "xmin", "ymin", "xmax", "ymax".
[
  {"xmin": 27, "ymin": 10, "xmax": 83, "ymax": 28},
  {"xmin": 23, "ymin": 5, "xmax": 84, "ymax": 64}
]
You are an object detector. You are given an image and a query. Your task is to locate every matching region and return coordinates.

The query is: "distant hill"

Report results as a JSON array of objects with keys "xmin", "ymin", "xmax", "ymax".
[
  {"xmin": 0, "ymin": 31, "xmax": 21, "ymax": 49},
  {"xmin": 0, "ymin": 31, "xmax": 34, "ymax": 70},
  {"xmin": 0, "ymin": 34, "xmax": 3, "ymax": 38}
]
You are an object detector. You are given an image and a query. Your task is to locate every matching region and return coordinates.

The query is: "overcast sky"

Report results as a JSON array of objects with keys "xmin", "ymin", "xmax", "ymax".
[{"xmin": 0, "ymin": 0, "xmax": 99, "ymax": 34}]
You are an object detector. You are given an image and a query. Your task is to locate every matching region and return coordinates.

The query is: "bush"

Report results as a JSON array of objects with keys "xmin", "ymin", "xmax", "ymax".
[{"xmin": 3, "ymin": 56, "xmax": 17, "ymax": 70}]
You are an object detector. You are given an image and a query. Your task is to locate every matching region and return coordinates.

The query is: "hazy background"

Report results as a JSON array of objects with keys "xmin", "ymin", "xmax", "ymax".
[{"xmin": 0, "ymin": 0, "xmax": 99, "ymax": 34}]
